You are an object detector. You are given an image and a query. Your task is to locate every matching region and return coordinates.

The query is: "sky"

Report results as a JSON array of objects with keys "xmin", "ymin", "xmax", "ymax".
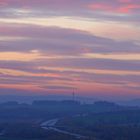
[{"xmin": 0, "ymin": 0, "xmax": 140, "ymax": 101}]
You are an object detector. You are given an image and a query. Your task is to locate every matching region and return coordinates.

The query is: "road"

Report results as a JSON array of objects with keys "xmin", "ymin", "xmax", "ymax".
[{"xmin": 41, "ymin": 119, "xmax": 87, "ymax": 139}]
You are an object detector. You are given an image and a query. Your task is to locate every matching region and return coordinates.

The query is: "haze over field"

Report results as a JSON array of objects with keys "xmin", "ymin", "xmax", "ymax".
[{"xmin": 0, "ymin": 0, "xmax": 140, "ymax": 101}]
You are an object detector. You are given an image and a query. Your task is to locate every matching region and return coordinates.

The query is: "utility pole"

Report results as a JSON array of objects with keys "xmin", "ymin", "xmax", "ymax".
[{"xmin": 72, "ymin": 89, "xmax": 75, "ymax": 101}]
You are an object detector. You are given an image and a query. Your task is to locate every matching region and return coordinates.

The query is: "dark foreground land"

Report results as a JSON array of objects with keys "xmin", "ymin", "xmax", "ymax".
[{"xmin": 0, "ymin": 100, "xmax": 140, "ymax": 140}]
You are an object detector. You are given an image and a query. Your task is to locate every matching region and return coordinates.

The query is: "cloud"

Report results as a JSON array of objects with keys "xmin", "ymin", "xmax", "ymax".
[
  {"xmin": 88, "ymin": 3, "xmax": 140, "ymax": 14},
  {"xmin": 0, "ymin": 26, "xmax": 139, "ymax": 54},
  {"xmin": 0, "ymin": 0, "xmax": 139, "ymax": 98},
  {"xmin": 0, "ymin": 0, "xmax": 139, "ymax": 22}
]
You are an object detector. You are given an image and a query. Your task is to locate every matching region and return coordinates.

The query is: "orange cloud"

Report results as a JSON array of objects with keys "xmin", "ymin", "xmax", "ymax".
[
  {"xmin": 0, "ymin": 84, "xmax": 44, "ymax": 92},
  {"xmin": 0, "ymin": 68, "xmax": 61, "ymax": 78},
  {"xmin": 38, "ymin": 67, "xmax": 140, "ymax": 76}
]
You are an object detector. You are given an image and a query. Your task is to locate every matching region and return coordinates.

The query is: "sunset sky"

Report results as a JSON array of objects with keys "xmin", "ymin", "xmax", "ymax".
[{"xmin": 0, "ymin": 0, "xmax": 140, "ymax": 100}]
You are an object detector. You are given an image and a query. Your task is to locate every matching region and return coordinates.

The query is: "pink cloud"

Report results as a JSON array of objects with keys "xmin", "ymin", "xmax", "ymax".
[
  {"xmin": 88, "ymin": 4, "xmax": 113, "ymax": 12},
  {"xmin": 119, "ymin": 0, "xmax": 132, "ymax": 3},
  {"xmin": 0, "ymin": 0, "xmax": 8, "ymax": 7},
  {"xmin": 117, "ymin": 4, "xmax": 140, "ymax": 13},
  {"xmin": 88, "ymin": 3, "xmax": 140, "ymax": 14},
  {"xmin": 0, "ymin": 0, "xmax": 139, "ymax": 15}
]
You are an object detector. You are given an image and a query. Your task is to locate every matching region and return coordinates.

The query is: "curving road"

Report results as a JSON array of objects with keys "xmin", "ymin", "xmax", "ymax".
[{"xmin": 41, "ymin": 119, "xmax": 87, "ymax": 139}]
